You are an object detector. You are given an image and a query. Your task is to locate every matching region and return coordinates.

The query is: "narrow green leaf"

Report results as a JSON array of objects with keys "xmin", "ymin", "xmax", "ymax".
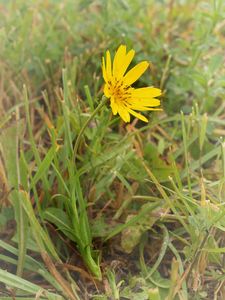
[
  {"xmin": 105, "ymin": 202, "xmax": 161, "ymax": 241},
  {"xmin": 84, "ymin": 85, "xmax": 94, "ymax": 111},
  {"xmin": 0, "ymin": 120, "xmax": 28, "ymax": 277},
  {"xmin": 23, "ymin": 85, "xmax": 50, "ymax": 191},
  {"xmin": 31, "ymin": 145, "xmax": 58, "ymax": 189},
  {"xmin": 0, "ymin": 269, "xmax": 63, "ymax": 299},
  {"xmin": 43, "ymin": 207, "xmax": 76, "ymax": 242},
  {"xmin": 199, "ymin": 113, "xmax": 208, "ymax": 151}
]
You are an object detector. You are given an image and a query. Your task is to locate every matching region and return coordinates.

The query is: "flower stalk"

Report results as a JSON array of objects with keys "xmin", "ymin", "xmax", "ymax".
[{"xmin": 73, "ymin": 95, "xmax": 108, "ymax": 163}]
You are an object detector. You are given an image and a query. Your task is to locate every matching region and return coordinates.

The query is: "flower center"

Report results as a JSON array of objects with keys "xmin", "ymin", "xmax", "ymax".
[{"xmin": 108, "ymin": 78, "xmax": 131, "ymax": 102}]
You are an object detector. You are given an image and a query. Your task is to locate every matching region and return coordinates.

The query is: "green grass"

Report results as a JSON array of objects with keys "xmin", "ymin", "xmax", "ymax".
[{"xmin": 0, "ymin": 0, "xmax": 225, "ymax": 299}]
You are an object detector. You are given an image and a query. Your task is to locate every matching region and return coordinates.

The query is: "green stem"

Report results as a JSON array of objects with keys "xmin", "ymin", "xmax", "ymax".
[{"xmin": 73, "ymin": 95, "xmax": 108, "ymax": 163}]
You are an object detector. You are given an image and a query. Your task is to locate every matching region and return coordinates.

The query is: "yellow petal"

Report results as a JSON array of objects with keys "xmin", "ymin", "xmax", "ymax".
[
  {"xmin": 127, "ymin": 108, "xmax": 148, "ymax": 122},
  {"xmin": 128, "ymin": 105, "xmax": 162, "ymax": 111},
  {"xmin": 127, "ymin": 97, "xmax": 161, "ymax": 107},
  {"xmin": 118, "ymin": 105, "xmax": 130, "ymax": 123},
  {"xmin": 102, "ymin": 57, "xmax": 107, "ymax": 82},
  {"xmin": 106, "ymin": 50, "xmax": 112, "ymax": 79},
  {"xmin": 110, "ymin": 97, "xmax": 118, "ymax": 115},
  {"xmin": 104, "ymin": 84, "xmax": 110, "ymax": 98},
  {"xmin": 124, "ymin": 61, "xmax": 149, "ymax": 86},
  {"xmin": 131, "ymin": 87, "xmax": 162, "ymax": 98},
  {"xmin": 117, "ymin": 49, "xmax": 135, "ymax": 78},
  {"xmin": 113, "ymin": 45, "xmax": 127, "ymax": 78}
]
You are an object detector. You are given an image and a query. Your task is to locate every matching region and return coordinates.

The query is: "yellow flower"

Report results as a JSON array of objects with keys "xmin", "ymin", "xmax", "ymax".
[{"xmin": 102, "ymin": 45, "xmax": 162, "ymax": 123}]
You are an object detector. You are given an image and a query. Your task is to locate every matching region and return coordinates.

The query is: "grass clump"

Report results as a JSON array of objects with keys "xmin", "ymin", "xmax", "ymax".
[{"xmin": 0, "ymin": 0, "xmax": 225, "ymax": 299}]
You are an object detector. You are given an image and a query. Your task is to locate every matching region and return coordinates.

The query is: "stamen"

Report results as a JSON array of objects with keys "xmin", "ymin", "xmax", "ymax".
[{"xmin": 109, "ymin": 77, "xmax": 132, "ymax": 103}]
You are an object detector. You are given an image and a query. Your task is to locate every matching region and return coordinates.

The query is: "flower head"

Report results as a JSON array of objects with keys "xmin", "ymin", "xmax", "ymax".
[{"xmin": 102, "ymin": 45, "xmax": 162, "ymax": 123}]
